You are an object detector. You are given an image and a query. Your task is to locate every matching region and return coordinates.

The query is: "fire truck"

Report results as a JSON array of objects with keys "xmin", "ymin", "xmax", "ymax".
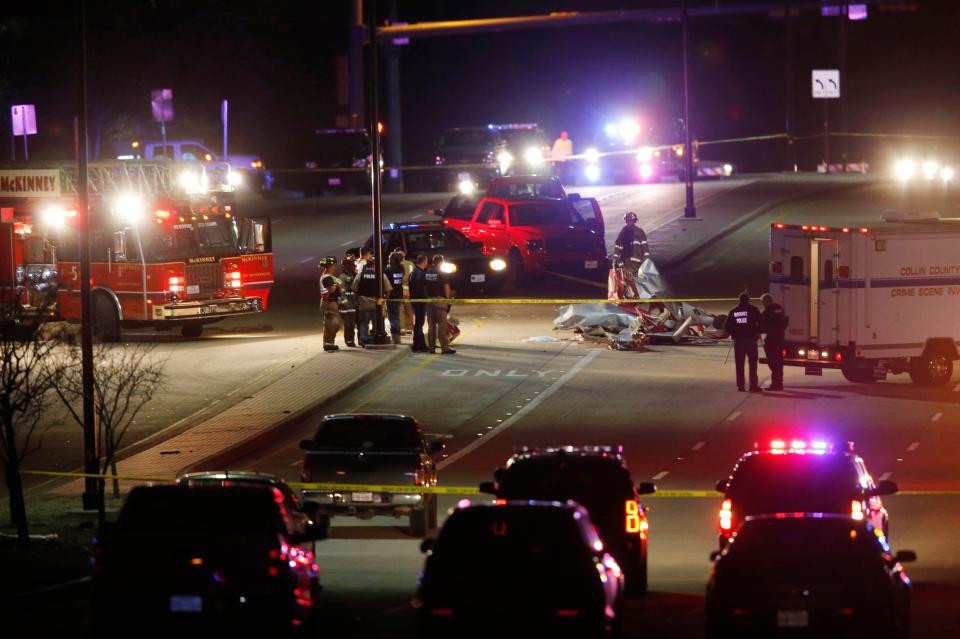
[
  {"xmin": 0, "ymin": 161, "xmax": 272, "ymax": 340},
  {"xmin": 767, "ymin": 216, "xmax": 960, "ymax": 386}
]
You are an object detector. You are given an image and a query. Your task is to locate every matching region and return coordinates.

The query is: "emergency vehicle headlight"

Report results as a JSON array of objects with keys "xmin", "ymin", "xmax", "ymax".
[
  {"xmin": 639, "ymin": 163, "xmax": 654, "ymax": 179},
  {"xmin": 440, "ymin": 262, "xmax": 457, "ymax": 274},
  {"xmin": 41, "ymin": 205, "xmax": 67, "ymax": 228},
  {"xmin": 113, "ymin": 194, "xmax": 144, "ymax": 224},
  {"xmin": 496, "ymin": 151, "xmax": 513, "ymax": 172},
  {"xmin": 922, "ymin": 160, "xmax": 940, "ymax": 180},
  {"xmin": 585, "ymin": 165, "xmax": 601, "ymax": 183},
  {"xmin": 458, "ymin": 180, "xmax": 475, "ymax": 195},
  {"xmin": 584, "ymin": 148, "xmax": 600, "ymax": 164},
  {"xmin": 637, "ymin": 147, "xmax": 654, "ymax": 163},
  {"xmin": 723, "ymin": 163, "xmax": 734, "ymax": 176},
  {"xmin": 619, "ymin": 118, "xmax": 640, "ymax": 142},
  {"xmin": 941, "ymin": 166, "xmax": 955, "ymax": 183},
  {"xmin": 893, "ymin": 159, "xmax": 915, "ymax": 182},
  {"xmin": 524, "ymin": 147, "xmax": 544, "ymax": 166},
  {"xmin": 228, "ymin": 171, "xmax": 244, "ymax": 187},
  {"xmin": 489, "ymin": 258, "xmax": 507, "ymax": 272}
]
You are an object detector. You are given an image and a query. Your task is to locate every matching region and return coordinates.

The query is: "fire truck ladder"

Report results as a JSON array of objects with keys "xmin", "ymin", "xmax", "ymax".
[{"xmin": 58, "ymin": 161, "xmax": 235, "ymax": 197}]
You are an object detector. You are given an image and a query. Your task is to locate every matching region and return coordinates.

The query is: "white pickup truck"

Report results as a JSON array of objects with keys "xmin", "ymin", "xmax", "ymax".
[
  {"xmin": 122, "ymin": 139, "xmax": 264, "ymax": 185},
  {"xmin": 767, "ymin": 216, "xmax": 960, "ymax": 386}
]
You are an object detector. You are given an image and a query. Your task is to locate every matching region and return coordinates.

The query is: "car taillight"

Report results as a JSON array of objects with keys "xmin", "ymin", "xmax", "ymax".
[
  {"xmin": 719, "ymin": 499, "xmax": 733, "ymax": 531},
  {"xmin": 625, "ymin": 500, "xmax": 642, "ymax": 534},
  {"xmin": 556, "ymin": 609, "xmax": 580, "ymax": 617},
  {"xmin": 851, "ymin": 500, "xmax": 864, "ymax": 521}
]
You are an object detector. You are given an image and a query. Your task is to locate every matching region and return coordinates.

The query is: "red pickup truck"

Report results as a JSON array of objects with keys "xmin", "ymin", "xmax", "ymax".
[{"xmin": 458, "ymin": 195, "xmax": 607, "ymax": 281}]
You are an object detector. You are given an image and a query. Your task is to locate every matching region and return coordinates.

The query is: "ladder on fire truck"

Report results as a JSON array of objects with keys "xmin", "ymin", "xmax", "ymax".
[{"xmin": 57, "ymin": 160, "xmax": 235, "ymax": 197}]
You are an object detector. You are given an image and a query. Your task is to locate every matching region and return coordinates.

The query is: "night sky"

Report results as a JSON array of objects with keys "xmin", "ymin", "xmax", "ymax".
[{"xmin": 1, "ymin": 1, "xmax": 956, "ymax": 172}]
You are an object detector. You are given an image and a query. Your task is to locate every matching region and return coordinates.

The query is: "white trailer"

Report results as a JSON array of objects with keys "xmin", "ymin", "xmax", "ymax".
[{"xmin": 767, "ymin": 219, "xmax": 960, "ymax": 386}]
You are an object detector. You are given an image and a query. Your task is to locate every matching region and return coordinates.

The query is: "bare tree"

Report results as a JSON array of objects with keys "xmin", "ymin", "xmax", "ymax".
[
  {"xmin": 55, "ymin": 340, "xmax": 166, "ymax": 499},
  {"xmin": 0, "ymin": 296, "xmax": 64, "ymax": 546}
]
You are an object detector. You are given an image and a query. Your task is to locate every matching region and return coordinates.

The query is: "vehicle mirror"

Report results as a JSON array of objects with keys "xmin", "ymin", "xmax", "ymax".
[
  {"xmin": 492, "ymin": 467, "xmax": 504, "ymax": 482},
  {"xmin": 894, "ymin": 550, "xmax": 917, "ymax": 563},
  {"xmin": 715, "ymin": 479, "xmax": 729, "ymax": 493},
  {"xmin": 430, "ymin": 441, "xmax": 445, "ymax": 454},
  {"xmin": 478, "ymin": 481, "xmax": 497, "ymax": 495},
  {"xmin": 420, "ymin": 538, "xmax": 435, "ymax": 554},
  {"xmin": 637, "ymin": 482, "xmax": 657, "ymax": 495},
  {"xmin": 566, "ymin": 193, "xmax": 581, "ymax": 201},
  {"xmin": 709, "ymin": 550, "xmax": 721, "ymax": 562},
  {"xmin": 299, "ymin": 439, "xmax": 315, "ymax": 451},
  {"xmin": 428, "ymin": 208, "xmax": 444, "ymax": 217},
  {"xmin": 874, "ymin": 480, "xmax": 898, "ymax": 496}
]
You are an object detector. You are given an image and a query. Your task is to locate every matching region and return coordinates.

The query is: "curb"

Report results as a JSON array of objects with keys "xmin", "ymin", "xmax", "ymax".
[
  {"xmin": 184, "ymin": 347, "xmax": 410, "ymax": 474},
  {"xmin": 657, "ymin": 179, "xmax": 874, "ymax": 268},
  {"xmin": 15, "ymin": 576, "xmax": 92, "ymax": 604}
]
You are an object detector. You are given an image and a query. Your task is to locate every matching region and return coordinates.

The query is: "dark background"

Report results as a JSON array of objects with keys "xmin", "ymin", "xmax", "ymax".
[{"xmin": 0, "ymin": 1, "xmax": 955, "ymax": 172}]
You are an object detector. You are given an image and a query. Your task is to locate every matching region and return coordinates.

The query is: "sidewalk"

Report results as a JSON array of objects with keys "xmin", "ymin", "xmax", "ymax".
[{"xmin": 52, "ymin": 346, "xmax": 407, "ymax": 494}]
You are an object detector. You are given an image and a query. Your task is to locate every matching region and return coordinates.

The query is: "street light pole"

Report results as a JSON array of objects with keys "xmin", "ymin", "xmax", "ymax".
[
  {"xmin": 682, "ymin": 0, "xmax": 697, "ymax": 219},
  {"xmin": 368, "ymin": 0, "xmax": 388, "ymax": 344},
  {"xmin": 76, "ymin": 0, "xmax": 99, "ymax": 511}
]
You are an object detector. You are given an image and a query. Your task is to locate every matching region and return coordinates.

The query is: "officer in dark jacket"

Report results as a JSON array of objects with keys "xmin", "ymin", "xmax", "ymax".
[
  {"xmin": 352, "ymin": 255, "xmax": 392, "ymax": 346},
  {"xmin": 408, "ymin": 253, "xmax": 429, "ymax": 352},
  {"xmin": 385, "ymin": 250, "xmax": 406, "ymax": 345},
  {"xmin": 726, "ymin": 292, "xmax": 763, "ymax": 392},
  {"xmin": 761, "ymin": 293, "xmax": 788, "ymax": 391}
]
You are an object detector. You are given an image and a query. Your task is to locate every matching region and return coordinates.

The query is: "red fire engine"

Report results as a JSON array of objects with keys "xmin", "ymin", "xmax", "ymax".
[{"xmin": 0, "ymin": 161, "xmax": 272, "ymax": 339}]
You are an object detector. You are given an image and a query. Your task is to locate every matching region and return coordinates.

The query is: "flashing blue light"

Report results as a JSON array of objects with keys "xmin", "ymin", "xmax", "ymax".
[
  {"xmin": 604, "ymin": 123, "xmax": 617, "ymax": 138},
  {"xmin": 812, "ymin": 440, "xmax": 828, "ymax": 451}
]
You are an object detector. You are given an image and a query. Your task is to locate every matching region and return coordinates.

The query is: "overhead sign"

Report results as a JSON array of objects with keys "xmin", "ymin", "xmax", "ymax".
[
  {"xmin": 151, "ymin": 88, "xmax": 174, "ymax": 122},
  {"xmin": 812, "ymin": 69, "xmax": 840, "ymax": 99},
  {"xmin": 0, "ymin": 170, "xmax": 61, "ymax": 198},
  {"xmin": 11, "ymin": 105, "xmax": 37, "ymax": 136}
]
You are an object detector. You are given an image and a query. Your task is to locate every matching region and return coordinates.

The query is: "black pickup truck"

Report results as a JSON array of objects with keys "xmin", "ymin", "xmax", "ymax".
[{"xmin": 299, "ymin": 414, "xmax": 444, "ymax": 536}]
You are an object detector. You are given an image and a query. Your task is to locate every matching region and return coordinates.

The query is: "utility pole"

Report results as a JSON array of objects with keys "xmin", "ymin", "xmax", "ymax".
[
  {"xmin": 349, "ymin": 0, "xmax": 366, "ymax": 127},
  {"xmin": 682, "ymin": 0, "xmax": 697, "ymax": 219},
  {"xmin": 384, "ymin": 0, "xmax": 404, "ymax": 193},
  {"xmin": 839, "ymin": 3, "xmax": 848, "ymax": 171},
  {"xmin": 368, "ymin": 0, "xmax": 388, "ymax": 345},
  {"xmin": 76, "ymin": 0, "xmax": 99, "ymax": 512},
  {"xmin": 784, "ymin": 1, "xmax": 796, "ymax": 171}
]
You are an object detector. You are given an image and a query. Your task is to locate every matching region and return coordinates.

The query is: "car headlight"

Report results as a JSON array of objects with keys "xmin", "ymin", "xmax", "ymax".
[
  {"xmin": 440, "ymin": 262, "xmax": 457, "ymax": 274},
  {"xmin": 585, "ymin": 165, "xmax": 601, "ymax": 182},
  {"xmin": 723, "ymin": 163, "xmax": 734, "ymax": 177},
  {"xmin": 489, "ymin": 258, "xmax": 507, "ymax": 271},
  {"xmin": 458, "ymin": 179, "xmax": 476, "ymax": 195},
  {"xmin": 922, "ymin": 160, "xmax": 940, "ymax": 180},
  {"xmin": 894, "ymin": 159, "xmax": 915, "ymax": 182},
  {"xmin": 941, "ymin": 166, "xmax": 955, "ymax": 183},
  {"xmin": 584, "ymin": 148, "xmax": 600, "ymax": 164},
  {"xmin": 524, "ymin": 147, "xmax": 544, "ymax": 166},
  {"xmin": 497, "ymin": 151, "xmax": 513, "ymax": 171},
  {"xmin": 639, "ymin": 163, "xmax": 654, "ymax": 179},
  {"xmin": 637, "ymin": 146, "xmax": 654, "ymax": 162}
]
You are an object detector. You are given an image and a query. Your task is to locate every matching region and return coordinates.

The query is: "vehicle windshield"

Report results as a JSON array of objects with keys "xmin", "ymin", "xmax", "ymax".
[
  {"xmin": 139, "ymin": 217, "xmax": 239, "ymax": 262},
  {"xmin": 510, "ymin": 202, "xmax": 585, "ymax": 227},
  {"xmin": 313, "ymin": 417, "xmax": 422, "ymax": 450},
  {"xmin": 435, "ymin": 507, "xmax": 587, "ymax": 562},
  {"xmin": 403, "ymin": 229, "xmax": 471, "ymax": 252},
  {"xmin": 440, "ymin": 129, "xmax": 494, "ymax": 148},
  {"xmin": 487, "ymin": 180, "xmax": 564, "ymax": 199},
  {"xmin": 726, "ymin": 454, "xmax": 861, "ymax": 515},
  {"xmin": 500, "ymin": 129, "xmax": 545, "ymax": 149},
  {"xmin": 306, "ymin": 131, "xmax": 370, "ymax": 166},
  {"xmin": 118, "ymin": 487, "xmax": 284, "ymax": 534},
  {"xmin": 442, "ymin": 195, "xmax": 480, "ymax": 220}
]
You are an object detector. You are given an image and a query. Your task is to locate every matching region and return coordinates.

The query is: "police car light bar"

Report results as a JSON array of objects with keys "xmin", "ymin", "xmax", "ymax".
[
  {"xmin": 487, "ymin": 123, "xmax": 539, "ymax": 130},
  {"xmin": 772, "ymin": 222, "xmax": 870, "ymax": 233}
]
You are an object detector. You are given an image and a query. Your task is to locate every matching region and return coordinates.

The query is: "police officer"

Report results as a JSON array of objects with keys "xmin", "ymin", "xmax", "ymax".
[
  {"xmin": 408, "ymin": 253, "xmax": 429, "ymax": 353},
  {"xmin": 726, "ymin": 292, "xmax": 763, "ymax": 392},
  {"xmin": 385, "ymin": 250, "xmax": 406, "ymax": 345},
  {"xmin": 424, "ymin": 254, "xmax": 456, "ymax": 355},
  {"xmin": 352, "ymin": 253, "xmax": 392, "ymax": 346},
  {"xmin": 612, "ymin": 211, "xmax": 650, "ymax": 278},
  {"xmin": 318, "ymin": 256, "xmax": 342, "ymax": 352},
  {"xmin": 761, "ymin": 292, "xmax": 788, "ymax": 391},
  {"xmin": 338, "ymin": 254, "xmax": 358, "ymax": 347}
]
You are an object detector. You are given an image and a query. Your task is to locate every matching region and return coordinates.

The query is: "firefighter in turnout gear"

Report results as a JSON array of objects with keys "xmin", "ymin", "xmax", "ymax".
[
  {"xmin": 726, "ymin": 292, "xmax": 763, "ymax": 392},
  {"xmin": 319, "ymin": 256, "xmax": 343, "ymax": 352},
  {"xmin": 338, "ymin": 254, "xmax": 359, "ymax": 347},
  {"xmin": 761, "ymin": 292, "xmax": 788, "ymax": 391},
  {"xmin": 613, "ymin": 211, "xmax": 650, "ymax": 284}
]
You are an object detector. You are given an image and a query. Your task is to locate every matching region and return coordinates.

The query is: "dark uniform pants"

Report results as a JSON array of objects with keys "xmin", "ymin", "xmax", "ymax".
[
  {"xmin": 427, "ymin": 303, "xmax": 451, "ymax": 352},
  {"xmin": 764, "ymin": 341, "xmax": 784, "ymax": 389},
  {"xmin": 734, "ymin": 337, "xmax": 759, "ymax": 390},
  {"xmin": 412, "ymin": 302, "xmax": 427, "ymax": 350},
  {"xmin": 321, "ymin": 301, "xmax": 342, "ymax": 348}
]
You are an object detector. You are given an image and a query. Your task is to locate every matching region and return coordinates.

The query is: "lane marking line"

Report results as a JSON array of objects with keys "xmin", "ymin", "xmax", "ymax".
[
  {"xmin": 879, "ymin": 472, "xmax": 892, "ymax": 481},
  {"xmin": 691, "ymin": 441, "xmax": 706, "ymax": 451},
  {"xmin": 652, "ymin": 470, "xmax": 669, "ymax": 481},
  {"xmin": 932, "ymin": 412, "xmax": 943, "ymax": 423},
  {"xmin": 339, "ymin": 240, "xmax": 355, "ymax": 247},
  {"xmin": 726, "ymin": 411, "xmax": 741, "ymax": 422},
  {"xmin": 437, "ymin": 348, "xmax": 602, "ymax": 470},
  {"xmin": 906, "ymin": 442, "xmax": 920, "ymax": 452}
]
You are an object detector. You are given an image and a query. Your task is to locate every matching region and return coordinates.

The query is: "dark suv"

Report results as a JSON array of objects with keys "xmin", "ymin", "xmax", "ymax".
[
  {"xmin": 715, "ymin": 439, "xmax": 897, "ymax": 547},
  {"xmin": 434, "ymin": 126, "xmax": 505, "ymax": 191},
  {"xmin": 480, "ymin": 445, "xmax": 655, "ymax": 594}
]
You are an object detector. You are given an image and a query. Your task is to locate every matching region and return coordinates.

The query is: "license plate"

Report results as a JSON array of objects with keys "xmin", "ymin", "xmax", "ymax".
[
  {"xmin": 470, "ymin": 274, "xmax": 485, "ymax": 283},
  {"xmin": 806, "ymin": 350, "xmax": 819, "ymax": 360},
  {"xmin": 328, "ymin": 177, "xmax": 342, "ymax": 186},
  {"xmin": 777, "ymin": 610, "xmax": 808, "ymax": 628},
  {"xmin": 457, "ymin": 171, "xmax": 471, "ymax": 181},
  {"xmin": 805, "ymin": 365, "xmax": 823, "ymax": 376},
  {"xmin": 584, "ymin": 260, "xmax": 598, "ymax": 269},
  {"xmin": 186, "ymin": 285, "xmax": 200, "ymax": 295},
  {"xmin": 170, "ymin": 595, "xmax": 202, "ymax": 613},
  {"xmin": 351, "ymin": 492, "xmax": 374, "ymax": 503}
]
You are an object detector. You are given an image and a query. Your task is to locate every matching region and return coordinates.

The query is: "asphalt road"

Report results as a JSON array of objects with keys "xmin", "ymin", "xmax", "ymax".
[{"xmin": 217, "ymin": 177, "xmax": 960, "ymax": 636}]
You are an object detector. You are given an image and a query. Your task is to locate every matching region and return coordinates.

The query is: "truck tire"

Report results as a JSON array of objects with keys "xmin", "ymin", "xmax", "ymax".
[
  {"xmin": 93, "ymin": 293, "xmax": 121, "ymax": 343},
  {"xmin": 427, "ymin": 494, "xmax": 438, "ymax": 530},
  {"xmin": 841, "ymin": 364, "xmax": 875, "ymax": 384},
  {"xmin": 508, "ymin": 248, "xmax": 526, "ymax": 286},
  {"xmin": 181, "ymin": 322, "xmax": 204, "ymax": 338},
  {"xmin": 909, "ymin": 350, "xmax": 953, "ymax": 387},
  {"xmin": 409, "ymin": 506, "xmax": 428, "ymax": 537}
]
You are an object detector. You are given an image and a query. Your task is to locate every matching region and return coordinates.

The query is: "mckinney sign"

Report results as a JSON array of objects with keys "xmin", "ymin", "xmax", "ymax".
[{"xmin": 0, "ymin": 170, "xmax": 61, "ymax": 198}]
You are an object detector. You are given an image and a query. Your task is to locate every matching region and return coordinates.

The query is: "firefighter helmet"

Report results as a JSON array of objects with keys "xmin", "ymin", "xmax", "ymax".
[{"xmin": 623, "ymin": 211, "xmax": 638, "ymax": 223}]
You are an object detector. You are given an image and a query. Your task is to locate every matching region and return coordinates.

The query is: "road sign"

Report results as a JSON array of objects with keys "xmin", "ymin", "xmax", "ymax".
[
  {"xmin": 11, "ymin": 105, "xmax": 37, "ymax": 136},
  {"xmin": 151, "ymin": 88, "xmax": 174, "ymax": 122},
  {"xmin": 812, "ymin": 69, "xmax": 840, "ymax": 99}
]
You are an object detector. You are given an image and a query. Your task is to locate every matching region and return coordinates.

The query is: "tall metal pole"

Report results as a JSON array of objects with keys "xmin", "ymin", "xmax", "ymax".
[
  {"xmin": 77, "ymin": 0, "xmax": 99, "ymax": 511},
  {"xmin": 784, "ymin": 2, "xmax": 796, "ymax": 171},
  {"xmin": 349, "ymin": 0, "xmax": 366, "ymax": 127},
  {"xmin": 839, "ymin": 3, "xmax": 848, "ymax": 171},
  {"xmin": 682, "ymin": 0, "xmax": 697, "ymax": 219},
  {"xmin": 368, "ymin": 0, "xmax": 388, "ymax": 344},
  {"xmin": 384, "ymin": 0, "xmax": 404, "ymax": 193}
]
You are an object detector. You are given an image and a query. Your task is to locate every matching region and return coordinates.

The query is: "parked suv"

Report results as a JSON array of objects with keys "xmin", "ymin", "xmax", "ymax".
[{"xmin": 434, "ymin": 126, "xmax": 505, "ymax": 191}]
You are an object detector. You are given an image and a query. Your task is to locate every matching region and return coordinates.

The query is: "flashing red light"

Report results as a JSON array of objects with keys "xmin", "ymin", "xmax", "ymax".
[
  {"xmin": 556, "ymin": 609, "xmax": 581, "ymax": 617},
  {"xmin": 859, "ymin": 227, "xmax": 869, "ymax": 233},
  {"xmin": 774, "ymin": 223, "xmax": 785, "ymax": 229},
  {"xmin": 155, "ymin": 209, "xmax": 171, "ymax": 219},
  {"xmin": 851, "ymin": 500, "xmax": 864, "ymax": 521},
  {"xmin": 770, "ymin": 440, "xmax": 786, "ymax": 449},
  {"xmin": 842, "ymin": 227, "xmax": 851, "ymax": 233},
  {"xmin": 801, "ymin": 225, "xmax": 810, "ymax": 230},
  {"xmin": 719, "ymin": 499, "xmax": 733, "ymax": 531},
  {"xmin": 835, "ymin": 352, "xmax": 843, "ymax": 362},
  {"xmin": 625, "ymin": 500, "xmax": 642, "ymax": 534},
  {"xmin": 819, "ymin": 226, "xmax": 829, "ymax": 231}
]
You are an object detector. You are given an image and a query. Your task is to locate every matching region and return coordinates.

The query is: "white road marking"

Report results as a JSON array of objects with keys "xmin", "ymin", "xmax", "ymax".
[
  {"xmin": 438, "ymin": 349, "xmax": 601, "ymax": 470},
  {"xmin": 691, "ymin": 441, "xmax": 706, "ymax": 451},
  {"xmin": 932, "ymin": 412, "xmax": 943, "ymax": 422},
  {"xmin": 339, "ymin": 240, "xmax": 355, "ymax": 247},
  {"xmin": 906, "ymin": 442, "xmax": 920, "ymax": 452},
  {"xmin": 424, "ymin": 433, "xmax": 453, "ymax": 439},
  {"xmin": 652, "ymin": 471, "xmax": 669, "ymax": 480},
  {"xmin": 879, "ymin": 472, "xmax": 892, "ymax": 481},
  {"xmin": 300, "ymin": 257, "xmax": 314, "ymax": 264},
  {"xmin": 726, "ymin": 411, "xmax": 741, "ymax": 422}
]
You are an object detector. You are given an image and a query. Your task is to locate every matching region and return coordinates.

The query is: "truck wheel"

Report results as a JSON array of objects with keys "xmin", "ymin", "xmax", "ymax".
[
  {"xmin": 93, "ymin": 293, "xmax": 121, "ymax": 343},
  {"xmin": 909, "ymin": 351, "xmax": 953, "ymax": 387},
  {"xmin": 508, "ymin": 248, "xmax": 526, "ymax": 287},
  {"xmin": 841, "ymin": 364, "xmax": 875, "ymax": 384},
  {"xmin": 181, "ymin": 322, "xmax": 203, "ymax": 338},
  {"xmin": 427, "ymin": 495, "xmax": 438, "ymax": 530},
  {"xmin": 625, "ymin": 555, "xmax": 648, "ymax": 596},
  {"xmin": 409, "ymin": 506, "xmax": 428, "ymax": 537}
]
